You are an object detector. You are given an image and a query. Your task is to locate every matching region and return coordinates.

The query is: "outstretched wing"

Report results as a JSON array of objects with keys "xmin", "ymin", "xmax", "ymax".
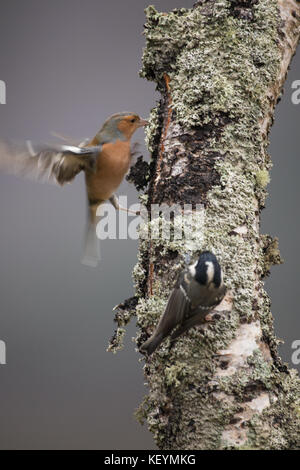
[{"xmin": 0, "ymin": 140, "xmax": 102, "ymax": 185}]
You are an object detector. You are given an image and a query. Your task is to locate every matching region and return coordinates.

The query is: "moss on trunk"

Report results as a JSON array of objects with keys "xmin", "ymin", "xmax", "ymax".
[{"xmin": 110, "ymin": 0, "xmax": 300, "ymax": 449}]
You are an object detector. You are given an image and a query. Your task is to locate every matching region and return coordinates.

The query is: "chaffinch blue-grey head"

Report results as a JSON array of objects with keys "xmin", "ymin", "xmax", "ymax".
[{"xmin": 0, "ymin": 112, "xmax": 148, "ymax": 266}]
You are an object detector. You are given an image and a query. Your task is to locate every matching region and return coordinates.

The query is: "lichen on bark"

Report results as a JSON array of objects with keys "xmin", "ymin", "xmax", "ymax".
[{"xmin": 110, "ymin": 0, "xmax": 300, "ymax": 449}]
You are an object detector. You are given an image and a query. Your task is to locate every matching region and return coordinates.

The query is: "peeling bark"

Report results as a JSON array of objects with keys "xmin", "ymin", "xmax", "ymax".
[{"xmin": 110, "ymin": 0, "xmax": 300, "ymax": 449}]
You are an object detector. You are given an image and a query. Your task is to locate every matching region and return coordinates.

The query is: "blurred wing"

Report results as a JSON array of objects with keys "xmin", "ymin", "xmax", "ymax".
[
  {"xmin": 0, "ymin": 140, "xmax": 102, "ymax": 185},
  {"xmin": 50, "ymin": 132, "xmax": 90, "ymax": 147}
]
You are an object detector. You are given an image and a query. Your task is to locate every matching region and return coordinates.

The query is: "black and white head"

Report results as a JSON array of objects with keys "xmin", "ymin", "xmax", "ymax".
[{"xmin": 190, "ymin": 251, "xmax": 223, "ymax": 288}]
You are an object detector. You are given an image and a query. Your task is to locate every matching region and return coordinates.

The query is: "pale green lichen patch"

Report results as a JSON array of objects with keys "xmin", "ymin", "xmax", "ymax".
[
  {"xmin": 145, "ymin": 106, "xmax": 161, "ymax": 155},
  {"xmin": 142, "ymin": 1, "xmax": 280, "ymax": 127},
  {"xmin": 245, "ymin": 368, "xmax": 300, "ymax": 449},
  {"xmin": 136, "ymin": 294, "xmax": 167, "ymax": 328},
  {"xmin": 141, "ymin": 1, "xmax": 279, "ymax": 207},
  {"xmin": 256, "ymin": 169, "xmax": 271, "ymax": 188},
  {"xmin": 165, "ymin": 363, "xmax": 187, "ymax": 387}
]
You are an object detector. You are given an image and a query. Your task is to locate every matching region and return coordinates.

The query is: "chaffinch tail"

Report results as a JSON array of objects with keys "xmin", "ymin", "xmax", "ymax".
[{"xmin": 0, "ymin": 112, "xmax": 148, "ymax": 266}]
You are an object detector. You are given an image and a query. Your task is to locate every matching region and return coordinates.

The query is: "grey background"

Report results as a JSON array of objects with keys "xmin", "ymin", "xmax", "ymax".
[{"xmin": 0, "ymin": 0, "xmax": 298, "ymax": 450}]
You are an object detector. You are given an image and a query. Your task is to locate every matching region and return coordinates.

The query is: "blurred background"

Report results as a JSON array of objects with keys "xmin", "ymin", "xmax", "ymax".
[{"xmin": 0, "ymin": 0, "xmax": 299, "ymax": 450}]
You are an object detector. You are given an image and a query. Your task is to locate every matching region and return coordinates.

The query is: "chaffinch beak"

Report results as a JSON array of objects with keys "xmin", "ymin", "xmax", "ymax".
[{"xmin": 138, "ymin": 119, "xmax": 149, "ymax": 128}]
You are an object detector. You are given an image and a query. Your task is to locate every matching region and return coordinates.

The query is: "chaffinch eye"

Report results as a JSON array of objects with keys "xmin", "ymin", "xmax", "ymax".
[{"xmin": 130, "ymin": 118, "xmax": 136, "ymax": 123}]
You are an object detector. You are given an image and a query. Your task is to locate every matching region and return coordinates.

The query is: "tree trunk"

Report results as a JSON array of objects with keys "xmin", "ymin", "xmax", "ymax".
[{"xmin": 110, "ymin": 0, "xmax": 300, "ymax": 450}]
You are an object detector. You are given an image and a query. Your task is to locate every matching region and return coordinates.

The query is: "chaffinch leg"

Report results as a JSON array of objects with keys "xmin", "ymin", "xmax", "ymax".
[{"xmin": 109, "ymin": 194, "xmax": 140, "ymax": 216}]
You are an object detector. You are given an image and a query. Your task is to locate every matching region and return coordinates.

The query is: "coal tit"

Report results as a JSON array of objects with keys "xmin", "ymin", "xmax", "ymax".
[{"xmin": 140, "ymin": 251, "xmax": 226, "ymax": 356}]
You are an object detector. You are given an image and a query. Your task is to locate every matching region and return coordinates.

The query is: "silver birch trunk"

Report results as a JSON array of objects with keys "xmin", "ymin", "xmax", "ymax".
[{"xmin": 110, "ymin": 0, "xmax": 300, "ymax": 450}]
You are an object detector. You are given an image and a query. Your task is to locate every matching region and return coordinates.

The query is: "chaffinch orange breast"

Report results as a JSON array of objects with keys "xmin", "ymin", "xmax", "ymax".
[{"xmin": 0, "ymin": 112, "xmax": 148, "ymax": 266}]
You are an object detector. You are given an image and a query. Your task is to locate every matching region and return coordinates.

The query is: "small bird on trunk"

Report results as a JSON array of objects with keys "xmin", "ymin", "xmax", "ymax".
[
  {"xmin": 140, "ymin": 251, "xmax": 227, "ymax": 356},
  {"xmin": 0, "ymin": 112, "xmax": 148, "ymax": 266}
]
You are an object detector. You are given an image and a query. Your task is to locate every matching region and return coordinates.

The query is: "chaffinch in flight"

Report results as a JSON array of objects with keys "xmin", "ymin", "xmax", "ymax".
[{"xmin": 0, "ymin": 112, "xmax": 148, "ymax": 266}]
